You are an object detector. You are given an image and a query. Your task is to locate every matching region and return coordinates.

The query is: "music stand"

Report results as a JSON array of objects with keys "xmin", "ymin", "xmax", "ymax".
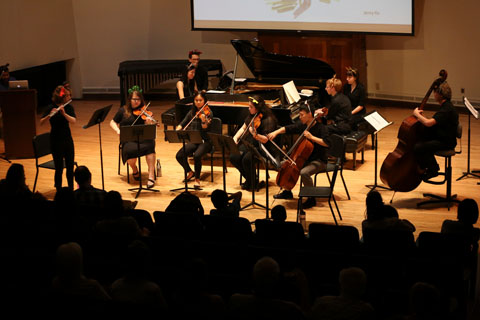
[
  {"xmin": 165, "ymin": 130, "xmax": 203, "ymax": 192},
  {"xmin": 120, "ymin": 124, "xmax": 159, "ymax": 198},
  {"xmin": 239, "ymin": 139, "xmax": 270, "ymax": 218},
  {"xmin": 83, "ymin": 104, "xmax": 112, "ymax": 190},
  {"xmin": 208, "ymin": 133, "xmax": 240, "ymax": 192},
  {"xmin": 457, "ymin": 96, "xmax": 480, "ymax": 181},
  {"xmin": 363, "ymin": 111, "xmax": 393, "ymax": 191}
]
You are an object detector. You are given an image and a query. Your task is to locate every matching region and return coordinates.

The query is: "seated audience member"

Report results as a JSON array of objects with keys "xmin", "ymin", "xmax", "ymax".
[
  {"xmin": 228, "ymin": 256, "xmax": 305, "ymax": 320},
  {"xmin": 172, "ymin": 258, "xmax": 225, "ymax": 319},
  {"xmin": 93, "ymin": 191, "xmax": 142, "ymax": 242},
  {"xmin": 441, "ymin": 198, "xmax": 480, "ymax": 244},
  {"xmin": 271, "ymin": 205, "xmax": 287, "ymax": 222},
  {"xmin": 310, "ymin": 267, "xmax": 375, "ymax": 320},
  {"xmin": 407, "ymin": 282, "xmax": 443, "ymax": 320},
  {"xmin": 110, "ymin": 240, "xmax": 167, "ymax": 308},
  {"xmin": 210, "ymin": 190, "xmax": 242, "ymax": 217},
  {"xmin": 0, "ymin": 163, "xmax": 33, "ymax": 202},
  {"xmin": 51, "ymin": 242, "xmax": 110, "ymax": 301},
  {"xmin": 362, "ymin": 190, "xmax": 415, "ymax": 235},
  {"xmin": 166, "ymin": 191, "xmax": 204, "ymax": 216},
  {"xmin": 73, "ymin": 166, "xmax": 107, "ymax": 208}
]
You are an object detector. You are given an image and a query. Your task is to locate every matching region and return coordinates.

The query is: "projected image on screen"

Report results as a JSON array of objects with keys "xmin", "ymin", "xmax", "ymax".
[{"xmin": 191, "ymin": 0, "xmax": 413, "ymax": 35}]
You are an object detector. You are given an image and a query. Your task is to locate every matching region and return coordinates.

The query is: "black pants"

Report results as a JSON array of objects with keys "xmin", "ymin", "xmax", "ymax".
[
  {"xmin": 229, "ymin": 144, "xmax": 258, "ymax": 186},
  {"xmin": 176, "ymin": 141, "xmax": 212, "ymax": 179},
  {"xmin": 326, "ymin": 121, "xmax": 351, "ymax": 135},
  {"xmin": 413, "ymin": 139, "xmax": 450, "ymax": 171},
  {"xmin": 51, "ymin": 138, "xmax": 75, "ymax": 190}
]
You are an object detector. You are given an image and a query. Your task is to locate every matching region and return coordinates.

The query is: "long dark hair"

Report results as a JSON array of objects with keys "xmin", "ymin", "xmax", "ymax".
[
  {"xmin": 248, "ymin": 95, "xmax": 274, "ymax": 120},
  {"xmin": 124, "ymin": 89, "xmax": 145, "ymax": 118}
]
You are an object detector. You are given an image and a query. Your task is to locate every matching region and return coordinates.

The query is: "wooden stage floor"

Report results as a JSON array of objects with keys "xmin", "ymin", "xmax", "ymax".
[{"xmin": 1, "ymin": 98, "xmax": 480, "ymax": 238}]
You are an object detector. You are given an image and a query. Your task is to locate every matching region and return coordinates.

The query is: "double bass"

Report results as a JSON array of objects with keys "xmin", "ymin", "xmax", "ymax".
[{"xmin": 380, "ymin": 70, "xmax": 448, "ymax": 192}]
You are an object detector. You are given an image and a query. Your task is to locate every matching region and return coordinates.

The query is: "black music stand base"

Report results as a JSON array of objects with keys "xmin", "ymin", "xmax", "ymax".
[
  {"xmin": 128, "ymin": 155, "xmax": 159, "ymax": 199},
  {"xmin": 365, "ymin": 133, "xmax": 391, "ymax": 191}
]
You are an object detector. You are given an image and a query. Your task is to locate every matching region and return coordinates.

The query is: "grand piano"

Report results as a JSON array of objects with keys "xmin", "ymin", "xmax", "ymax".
[{"xmin": 170, "ymin": 40, "xmax": 335, "ymax": 130}]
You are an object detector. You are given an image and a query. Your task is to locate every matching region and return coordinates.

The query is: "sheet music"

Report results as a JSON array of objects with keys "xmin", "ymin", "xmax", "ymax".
[
  {"xmin": 464, "ymin": 97, "xmax": 479, "ymax": 119},
  {"xmin": 260, "ymin": 143, "xmax": 280, "ymax": 168},
  {"xmin": 364, "ymin": 111, "xmax": 392, "ymax": 132},
  {"xmin": 283, "ymin": 80, "xmax": 301, "ymax": 104}
]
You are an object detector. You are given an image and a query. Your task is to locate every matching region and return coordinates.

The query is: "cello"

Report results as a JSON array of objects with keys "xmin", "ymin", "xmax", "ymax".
[
  {"xmin": 275, "ymin": 107, "xmax": 327, "ymax": 191},
  {"xmin": 380, "ymin": 69, "xmax": 448, "ymax": 192}
]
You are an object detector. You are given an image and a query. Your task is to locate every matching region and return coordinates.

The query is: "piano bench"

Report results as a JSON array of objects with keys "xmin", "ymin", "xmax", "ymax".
[
  {"xmin": 343, "ymin": 131, "xmax": 367, "ymax": 170},
  {"xmin": 161, "ymin": 107, "xmax": 177, "ymax": 141}
]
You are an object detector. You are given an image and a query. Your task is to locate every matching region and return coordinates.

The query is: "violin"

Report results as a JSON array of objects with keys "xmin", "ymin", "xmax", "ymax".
[
  {"xmin": 183, "ymin": 101, "xmax": 211, "ymax": 130},
  {"xmin": 132, "ymin": 102, "xmax": 159, "ymax": 126},
  {"xmin": 238, "ymin": 112, "xmax": 262, "ymax": 142}
]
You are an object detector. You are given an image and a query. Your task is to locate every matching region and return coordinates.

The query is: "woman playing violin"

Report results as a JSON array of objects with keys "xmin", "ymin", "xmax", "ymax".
[
  {"xmin": 267, "ymin": 104, "xmax": 330, "ymax": 209},
  {"xmin": 175, "ymin": 90, "xmax": 213, "ymax": 188},
  {"xmin": 40, "ymin": 85, "xmax": 76, "ymax": 191},
  {"xmin": 230, "ymin": 95, "xmax": 278, "ymax": 191},
  {"xmin": 413, "ymin": 81, "xmax": 458, "ymax": 181},
  {"xmin": 318, "ymin": 76, "xmax": 352, "ymax": 135},
  {"xmin": 110, "ymin": 86, "xmax": 157, "ymax": 188}
]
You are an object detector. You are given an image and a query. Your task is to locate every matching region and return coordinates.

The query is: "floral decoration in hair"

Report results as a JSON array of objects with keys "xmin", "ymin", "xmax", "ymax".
[
  {"xmin": 128, "ymin": 85, "xmax": 143, "ymax": 94},
  {"xmin": 189, "ymin": 49, "xmax": 202, "ymax": 56},
  {"xmin": 249, "ymin": 96, "xmax": 259, "ymax": 105},
  {"xmin": 346, "ymin": 67, "xmax": 357, "ymax": 77},
  {"xmin": 59, "ymin": 86, "xmax": 66, "ymax": 97}
]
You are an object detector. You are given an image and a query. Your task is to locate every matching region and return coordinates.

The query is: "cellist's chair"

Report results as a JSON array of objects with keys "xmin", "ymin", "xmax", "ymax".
[
  {"xmin": 32, "ymin": 132, "xmax": 78, "ymax": 192},
  {"xmin": 417, "ymin": 123, "xmax": 462, "ymax": 210},
  {"xmin": 314, "ymin": 133, "xmax": 350, "ymax": 200},
  {"xmin": 297, "ymin": 134, "xmax": 345, "ymax": 225}
]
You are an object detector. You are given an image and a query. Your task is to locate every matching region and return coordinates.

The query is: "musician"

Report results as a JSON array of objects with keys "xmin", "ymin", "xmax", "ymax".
[
  {"xmin": 188, "ymin": 49, "xmax": 208, "ymax": 92},
  {"xmin": 110, "ymin": 86, "xmax": 157, "ymax": 188},
  {"xmin": 176, "ymin": 65, "xmax": 200, "ymax": 100},
  {"xmin": 413, "ymin": 82, "xmax": 459, "ymax": 181},
  {"xmin": 343, "ymin": 67, "xmax": 367, "ymax": 130},
  {"xmin": 317, "ymin": 76, "xmax": 352, "ymax": 135},
  {"xmin": 231, "ymin": 95, "xmax": 278, "ymax": 191},
  {"xmin": 0, "ymin": 64, "xmax": 16, "ymax": 91},
  {"xmin": 267, "ymin": 104, "xmax": 330, "ymax": 209},
  {"xmin": 175, "ymin": 91, "xmax": 213, "ymax": 188},
  {"xmin": 40, "ymin": 85, "xmax": 76, "ymax": 191}
]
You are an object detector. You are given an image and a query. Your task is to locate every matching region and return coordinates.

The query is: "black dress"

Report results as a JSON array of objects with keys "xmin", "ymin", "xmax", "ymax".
[
  {"xmin": 343, "ymin": 82, "xmax": 367, "ymax": 129},
  {"xmin": 113, "ymin": 107, "xmax": 156, "ymax": 163},
  {"xmin": 42, "ymin": 103, "xmax": 76, "ymax": 190}
]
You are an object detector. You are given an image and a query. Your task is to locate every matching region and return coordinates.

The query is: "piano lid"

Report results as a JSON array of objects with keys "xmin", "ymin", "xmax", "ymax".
[{"xmin": 231, "ymin": 39, "xmax": 335, "ymax": 83}]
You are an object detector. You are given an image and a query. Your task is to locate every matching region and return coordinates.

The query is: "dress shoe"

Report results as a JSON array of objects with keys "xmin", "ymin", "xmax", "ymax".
[
  {"xmin": 422, "ymin": 164, "xmax": 440, "ymax": 182},
  {"xmin": 182, "ymin": 171, "xmax": 195, "ymax": 182},
  {"xmin": 274, "ymin": 190, "xmax": 293, "ymax": 199},
  {"xmin": 302, "ymin": 197, "xmax": 317, "ymax": 209}
]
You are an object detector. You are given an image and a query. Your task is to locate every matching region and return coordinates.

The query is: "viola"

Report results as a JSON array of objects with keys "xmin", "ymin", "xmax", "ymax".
[{"xmin": 380, "ymin": 69, "xmax": 448, "ymax": 192}]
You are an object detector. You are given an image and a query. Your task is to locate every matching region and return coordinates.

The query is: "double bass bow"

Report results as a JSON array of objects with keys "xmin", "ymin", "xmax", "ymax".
[{"xmin": 380, "ymin": 69, "xmax": 448, "ymax": 192}]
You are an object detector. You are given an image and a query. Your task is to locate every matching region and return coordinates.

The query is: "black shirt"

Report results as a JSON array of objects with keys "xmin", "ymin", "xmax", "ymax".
[
  {"xmin": 194, "ymin": 65, "xmax": 208, "ymax": 91},
  {"xmin": 113, "ymin": 106, "xmax": 147, "ymax": 126},
  {"xmin": 430, "ymin": 100, "xmax": 459, "ymax": 148},
  {"xmin": 179, "ymin": 107, "xmax": 213, "ymax": 141},
  {"xmin": 343, "ymin": 82, "xmax": 366, "ymax": 115},
  {"xmin": 326, "ymin": 93, "xmax": 352, "ymax": 124},
  {"xmin": 42, "ymin": 103, "xmax": 76, "ymax": 140},
  {"xmin": 284, "ymin": 120, "xmax": 330, "ymax": 163}
]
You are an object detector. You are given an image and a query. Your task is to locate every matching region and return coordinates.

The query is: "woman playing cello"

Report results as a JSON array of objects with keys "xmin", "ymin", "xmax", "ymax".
[
  {"xmin": 230, "ymin": 95, "xmax": 278, "ymax": 191},
  {"xmin": 175, "ymin": 91, "xmax": 213, "ymax": 189},
  {"xmin": 267, "ymin": 103, "xmax": 330, "ymax": 209}
]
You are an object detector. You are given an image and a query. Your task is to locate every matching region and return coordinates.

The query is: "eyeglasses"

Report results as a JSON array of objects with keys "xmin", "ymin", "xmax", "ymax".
[{"xmin": 131, "ymin": 98, "xmax": 141, "ymax": 101}]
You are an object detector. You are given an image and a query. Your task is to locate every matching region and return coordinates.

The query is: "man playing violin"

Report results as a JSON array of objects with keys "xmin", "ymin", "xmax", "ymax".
[
  {"xmin": 231, "ymin": 95, "xmax": 278, "ymax": 191},
  {"xmin": 110, "ymin": 86, "xmax": 157, "ymax": 188},
  {"xmin": 40, "ymin": 85, "xmax": 76, "ymax": 190},
  {"xmin": 268, "ymin": 104, "xmax": 330, "ymax": 209},
  {"xmin": 413, "ymin": 82, "xmax": 458, "ymax": 181},
  {"xmin": 175, "ymin": 91, "xmax": 213, "ymax": 188}
]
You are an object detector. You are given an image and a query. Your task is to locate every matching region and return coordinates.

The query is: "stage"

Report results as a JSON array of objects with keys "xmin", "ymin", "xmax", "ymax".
[{"xmin": 1, "ymin": 98, "xmax": 479, "ymax": 238}]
